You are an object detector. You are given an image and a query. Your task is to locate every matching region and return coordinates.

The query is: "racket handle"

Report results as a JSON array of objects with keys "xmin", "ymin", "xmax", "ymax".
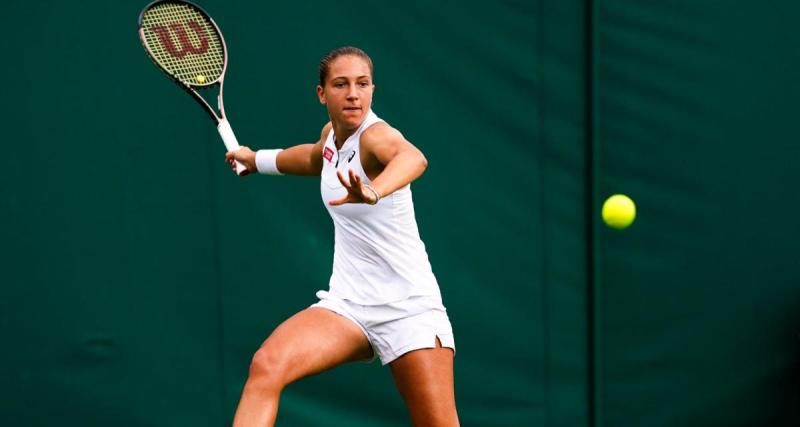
[{"xmin": 217, "ymin": 119, "xmax": 249, "ymax": 176}]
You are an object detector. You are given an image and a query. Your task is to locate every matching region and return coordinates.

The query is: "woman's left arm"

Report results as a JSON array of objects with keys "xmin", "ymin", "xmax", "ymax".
[
  {"xmin": 329, "ymin": 123, "xmax": 428, "ymax": 206},
  {"xmin": 363, "ymin": 123, "xmax": 428, "ymax": 196}
]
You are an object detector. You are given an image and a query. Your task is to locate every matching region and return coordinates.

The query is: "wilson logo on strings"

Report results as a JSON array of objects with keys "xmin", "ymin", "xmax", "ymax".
[{"xmin": 150, "ymin": 21, "xmax": 209, "ymax": 58}]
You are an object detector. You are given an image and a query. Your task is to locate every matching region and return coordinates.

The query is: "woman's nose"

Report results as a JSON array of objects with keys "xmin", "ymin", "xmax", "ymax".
[{"xmin": 347, "ymin": 84, "xmax": 358, "ymax": 99}]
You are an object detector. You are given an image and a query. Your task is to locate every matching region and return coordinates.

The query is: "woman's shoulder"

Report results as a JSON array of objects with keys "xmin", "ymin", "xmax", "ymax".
[
  {"xmin": 319, "ymin": 121, "xmax": 333, "ymax": 143},
  {"xmin": 361, "ymin": 120, "xmax": 403, "ymax": 144}
]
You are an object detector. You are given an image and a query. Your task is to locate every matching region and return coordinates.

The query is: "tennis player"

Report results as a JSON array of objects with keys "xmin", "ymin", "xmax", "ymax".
[{"xmin": 225, "ymin": 46, "xmax": 458, "ymax": 427}]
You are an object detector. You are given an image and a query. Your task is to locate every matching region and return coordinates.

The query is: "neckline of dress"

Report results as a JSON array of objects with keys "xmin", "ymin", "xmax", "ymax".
[{"xmin": 332, "ymin": 110, "xmax": 374, "ymax": 150}]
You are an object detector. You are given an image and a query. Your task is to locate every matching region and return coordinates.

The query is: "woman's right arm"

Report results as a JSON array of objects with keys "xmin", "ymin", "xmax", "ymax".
[{"xmin": 225, "ymin": 122, "xmax": 331, "ymax": 176}]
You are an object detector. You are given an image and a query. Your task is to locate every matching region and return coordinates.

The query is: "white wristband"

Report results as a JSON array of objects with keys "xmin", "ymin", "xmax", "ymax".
[{"xmin": 255, "ymin": 149, "xmax": 284, "ymax": 175}]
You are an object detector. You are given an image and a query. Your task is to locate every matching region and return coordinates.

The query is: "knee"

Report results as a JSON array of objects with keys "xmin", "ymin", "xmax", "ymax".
[
  {"xmin": 247, "ymin": 347, "xmax": 288, "ymax": 391},
  {"xmin": 411, "ymin": 405, "xmax": 459, "ymax": 427}
]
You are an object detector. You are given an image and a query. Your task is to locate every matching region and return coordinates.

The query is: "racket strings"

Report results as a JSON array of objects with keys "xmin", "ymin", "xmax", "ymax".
[{"xmin": 141, "ymin": 2, "xmax": 224, "ymax": 85}]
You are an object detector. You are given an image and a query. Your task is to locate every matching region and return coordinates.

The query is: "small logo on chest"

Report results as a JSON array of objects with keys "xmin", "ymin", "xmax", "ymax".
[
  {"xmin": 347, "ymin": 151, "xmax": 356, "ymax": 163},
  {"xmin": 323, "ymin": 147, "xmax": 334, "ymax": 162}
]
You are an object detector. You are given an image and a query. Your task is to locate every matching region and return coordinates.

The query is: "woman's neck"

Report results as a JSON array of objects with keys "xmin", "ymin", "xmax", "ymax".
[{"xmin": 331, "ymin": 122, "xmax": 358, "ymax": 149}]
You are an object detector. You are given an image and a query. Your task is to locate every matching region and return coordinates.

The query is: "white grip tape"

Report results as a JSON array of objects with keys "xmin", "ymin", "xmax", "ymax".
[{"xmin": 217, "ymin": 119, "xmax": 248, "ymax": 176}]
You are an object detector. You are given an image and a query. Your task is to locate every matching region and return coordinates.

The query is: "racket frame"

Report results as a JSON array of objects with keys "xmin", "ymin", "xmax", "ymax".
[
  {"xmin": 138, "ymin": 0, "xmax": 230, "ymax": 123},
  {"xmin": 138, "ymin": 0, "xmax": 248, "ymax": 175}
]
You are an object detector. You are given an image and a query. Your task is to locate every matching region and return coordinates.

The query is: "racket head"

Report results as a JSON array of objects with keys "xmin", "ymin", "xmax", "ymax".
[{"xmin": 138, "ymin": 0, "xmax": 227, "ymax": 88}]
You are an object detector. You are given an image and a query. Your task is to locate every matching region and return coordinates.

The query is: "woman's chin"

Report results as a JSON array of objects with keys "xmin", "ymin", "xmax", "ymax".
[{"xmin": 338, "ymin": 114, "xmax": 363, "ymax": 128}]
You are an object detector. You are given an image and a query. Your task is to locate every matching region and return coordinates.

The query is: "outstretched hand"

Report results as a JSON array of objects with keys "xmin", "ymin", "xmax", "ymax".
[
  {"xmin": 329, "ymin": 169, "xmax": 379, "ymax": 206},
  {"xmin": 225, "ymin": 146, "xmax": 256, "ymax": 176}
]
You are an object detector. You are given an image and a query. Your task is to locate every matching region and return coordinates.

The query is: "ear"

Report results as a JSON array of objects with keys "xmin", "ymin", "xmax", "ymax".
[{"xmin": 316, "ymin": 85, "xmax": 326, "ymax": 104}]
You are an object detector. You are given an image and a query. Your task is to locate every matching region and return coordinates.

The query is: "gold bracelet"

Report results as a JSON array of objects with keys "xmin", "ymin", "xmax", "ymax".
[{"xmin": 364, "ymin": 184, "xmax": 381, "ymax": 205}]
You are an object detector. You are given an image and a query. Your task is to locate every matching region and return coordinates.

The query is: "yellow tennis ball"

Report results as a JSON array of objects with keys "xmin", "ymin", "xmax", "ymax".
[
  {"xmin": 196, "ymin": 74, "xmax": 206, "ymax": 84},
  {"xmin": 602, "ymin": 194, "xmax": 636, "ymax": 229}
]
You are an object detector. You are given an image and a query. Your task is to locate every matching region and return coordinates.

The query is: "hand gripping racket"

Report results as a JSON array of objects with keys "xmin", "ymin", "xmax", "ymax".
[{"xmin": 138, "ymin": 0, "xmax": 247, "ymax": 175}]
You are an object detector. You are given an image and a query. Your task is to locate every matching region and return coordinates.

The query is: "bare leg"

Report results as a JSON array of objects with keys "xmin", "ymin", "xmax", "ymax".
[
  {"xmin": 389, "ymin": 337, "xmax": 459, "ymax": 427},
  {"xmin": 232, "ymin": 307, "xmax": 372, "ymax": 427}
]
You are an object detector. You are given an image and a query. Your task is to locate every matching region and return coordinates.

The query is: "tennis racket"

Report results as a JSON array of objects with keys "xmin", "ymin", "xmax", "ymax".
[{"xmin": 138, "ymin": 0, "xmax": 247, "ymax": 175}]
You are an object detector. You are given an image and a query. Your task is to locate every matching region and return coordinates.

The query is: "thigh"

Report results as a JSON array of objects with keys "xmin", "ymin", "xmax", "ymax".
[
  {"xmin": 256, "ymin": 307, "xmax": 373, "ymax": 385},
  {"xmin": 389, "ymin": 338, "xmax": 458, "ymax": 426}
]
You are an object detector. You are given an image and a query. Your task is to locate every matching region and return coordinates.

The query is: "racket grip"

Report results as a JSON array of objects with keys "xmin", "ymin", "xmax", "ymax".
[{"xmin": 217, "ymin": 119, "xmax": 249, "ymax": 176}]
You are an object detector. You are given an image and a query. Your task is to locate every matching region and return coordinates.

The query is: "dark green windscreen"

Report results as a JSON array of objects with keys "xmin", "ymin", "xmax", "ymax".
[{"xmin": 593, "ymin": 1, "xmax": 800, "ymax": 425}]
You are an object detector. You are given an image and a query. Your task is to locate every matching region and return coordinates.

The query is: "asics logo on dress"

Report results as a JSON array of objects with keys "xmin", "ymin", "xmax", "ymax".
[{"xmin": 323, "ymin": 147, "xmax": 334, "ymax": 162}]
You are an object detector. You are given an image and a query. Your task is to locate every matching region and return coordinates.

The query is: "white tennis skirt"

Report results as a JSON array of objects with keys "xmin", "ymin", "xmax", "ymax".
[{"xmin": 310, "ymin": 290, "xmax": 455, "ymax": 365}]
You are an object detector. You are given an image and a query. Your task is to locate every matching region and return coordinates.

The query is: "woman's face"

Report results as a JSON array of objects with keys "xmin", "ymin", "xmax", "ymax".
[{"xmin": 317, "ymin": 55, "xmax": 374, "ymax": 130}]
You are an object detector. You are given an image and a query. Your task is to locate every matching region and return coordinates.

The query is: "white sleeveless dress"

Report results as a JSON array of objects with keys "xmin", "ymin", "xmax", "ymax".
[
  {"xmin": 319, "ymin": 110, "xmax": 442, "ymax": 305},
  {"xmin": 312, "ymin": 110, "xmax": 455, "ymax": 365}
]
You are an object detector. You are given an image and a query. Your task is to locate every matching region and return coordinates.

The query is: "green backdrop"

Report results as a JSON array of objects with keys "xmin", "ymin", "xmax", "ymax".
[
  {"xmin": 0, "ymin": 1, "xmax": 797, "ymax": 426},
  {"xmin": 593, "ymin": 1, "xmax": 800, "ymax": 425}
]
